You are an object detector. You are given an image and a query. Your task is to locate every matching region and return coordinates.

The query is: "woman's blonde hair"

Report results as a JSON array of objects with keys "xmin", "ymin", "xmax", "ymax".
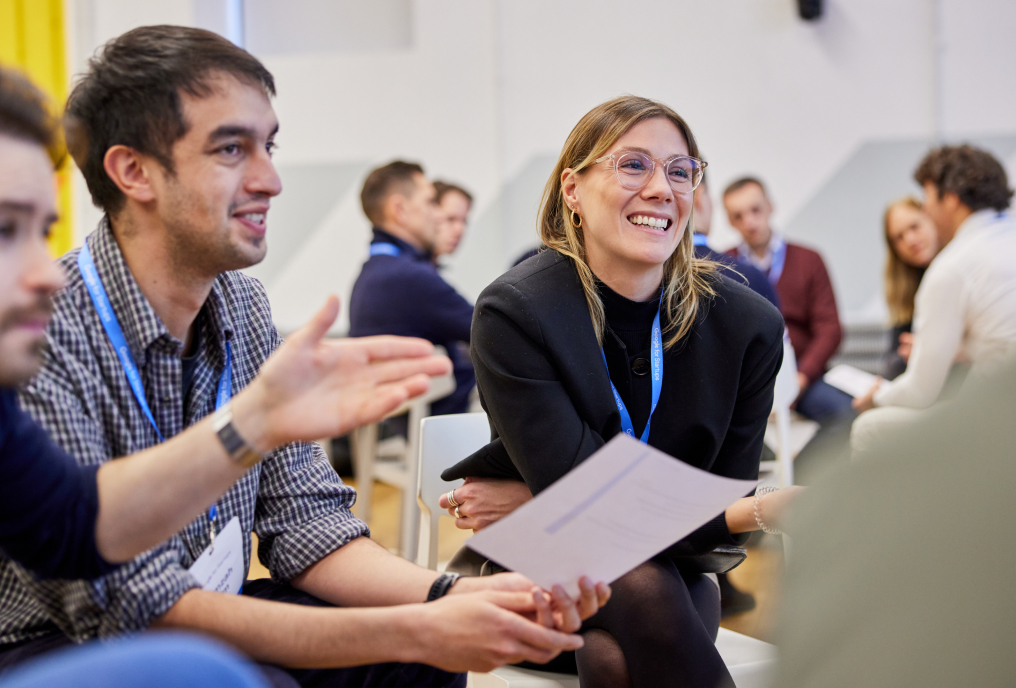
[
  {"xmin": 883, "ymin": 197, "xmax": 926, "ymax": 326},
  {"xmin": 538, "ymin": 95, "xmax": 716, "ymax": 350}
]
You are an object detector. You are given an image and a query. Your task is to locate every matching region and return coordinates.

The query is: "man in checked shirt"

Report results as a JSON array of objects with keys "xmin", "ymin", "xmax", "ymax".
[{"xmin": 0, "ymin": 26, "xmax": 608, "ymax": 688}]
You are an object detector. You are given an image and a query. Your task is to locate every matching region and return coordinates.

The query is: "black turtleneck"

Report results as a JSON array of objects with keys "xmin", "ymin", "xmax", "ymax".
[
  {"xmin": 446, "ymin": 250, "xmax": 786, "ymax": 555},
  {"xmin": 599, "ymin": 281, "xmax": 661, "ymax": 439}
]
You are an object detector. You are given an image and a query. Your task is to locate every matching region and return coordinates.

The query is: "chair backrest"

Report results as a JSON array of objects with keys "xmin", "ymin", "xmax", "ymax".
[
  {"xmin": 772, "ymin": 334, "xmax": 800, "ymax": 412},
  {"xmin": 418, "ymin": 412, "xmax": 492, "ymax": 524}
]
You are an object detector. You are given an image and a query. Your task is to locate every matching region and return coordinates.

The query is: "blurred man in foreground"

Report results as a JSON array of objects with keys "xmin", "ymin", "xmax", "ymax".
[{"xmin": 776, "ymin": 353, "xmax": 1015, "ymax": 687}]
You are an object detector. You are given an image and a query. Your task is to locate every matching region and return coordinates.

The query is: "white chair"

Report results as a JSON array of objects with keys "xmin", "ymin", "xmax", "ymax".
[
  {"xmin": 350, "ymin": 368, "xmax": 454, "ymax": 560},
  {"xmin": 759, "ymin": 335, "xmax": 818, "ymax": 488},
  {"xmin": 416, "ymin": 412, "xmax": 489, "ymax": 569},
  {"xmin": 416, "ymin": 413, "xmax": 779, "ymax": 687}
]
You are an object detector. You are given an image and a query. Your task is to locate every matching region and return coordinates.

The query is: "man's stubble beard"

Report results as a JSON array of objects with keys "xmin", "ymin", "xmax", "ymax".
[
  {"xmin": 0, "ymin": 296, "xmax": 52, "ymax": 386},
  {"xmin": 163, "ymin": 185, "xmax": 268, "ymax": 280}
]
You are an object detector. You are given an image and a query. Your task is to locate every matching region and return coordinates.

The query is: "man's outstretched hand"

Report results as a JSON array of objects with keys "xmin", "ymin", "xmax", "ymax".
[{"xmin": 233, "ymin": 296, "xmax": 452, "ymax": 452}]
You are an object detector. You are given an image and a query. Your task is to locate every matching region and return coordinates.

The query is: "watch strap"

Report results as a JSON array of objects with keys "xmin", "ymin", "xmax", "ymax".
[
  {"xmin": 426, "ymin": 572, "xmax": 461, "ymax": 602},
  {"xmin": 212, "ymin": 403, "xmax": 262, "ymax": 469}
]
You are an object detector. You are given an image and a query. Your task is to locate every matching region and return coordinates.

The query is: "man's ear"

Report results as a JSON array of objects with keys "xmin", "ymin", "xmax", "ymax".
[
  {"xmin": 383, "ymin": 193, "xmax": 406, "ymax": 227},
  {"xmin": 941, "ymin": 190, "xmax": 963, "ymax": 214},
  {"xmin": 693, "ymin": 187, "xmax": 705, "ymax": 214},
  {"xmin": 103, "ymin": 145, "xmax": 157, "ymax": 204}
]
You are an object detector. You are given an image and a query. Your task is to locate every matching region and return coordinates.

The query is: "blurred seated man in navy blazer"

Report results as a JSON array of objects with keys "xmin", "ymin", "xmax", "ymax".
[
  {"xmin": 692, "ymin": 174, "xmax": 780, "ymax": 310},
  {"xmin": 694, "ymin": 174, "xmax": 780, "ymax": 613},
  {"xmin": 692, "ymin": 172, "xmax": 778, "ymax": 617},
  {"xmin": 349, "ymin": 161, "xmax": 475, "ymax": 415}
]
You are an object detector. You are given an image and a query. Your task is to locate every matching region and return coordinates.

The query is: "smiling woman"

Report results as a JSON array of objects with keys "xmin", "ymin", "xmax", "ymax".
[
  {"xmin": 882, "ymin": 197, "xmax": 940, "ymax": 379},
  {"xmin": 441, "ymin": 95, "xmax": 789, "ymax": 688},
  {"xmin": 883, "ymin": 197, "xmax": 938, "ymax": 326},
  {"xmin": 542, "ymin": 100, "xmax": 715, "ymax": 348}
]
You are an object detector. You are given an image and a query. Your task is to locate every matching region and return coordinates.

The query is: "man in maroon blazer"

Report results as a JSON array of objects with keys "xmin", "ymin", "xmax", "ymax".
[{"xmin": 723, "ymin": 177, "xmax": 853, "ymax": 424}]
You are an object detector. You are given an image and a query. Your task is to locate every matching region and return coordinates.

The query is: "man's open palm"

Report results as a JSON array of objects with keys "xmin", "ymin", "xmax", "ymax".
[{"xmin": 247, "ymin": 296, "xmax": 452, "ymax": 449}]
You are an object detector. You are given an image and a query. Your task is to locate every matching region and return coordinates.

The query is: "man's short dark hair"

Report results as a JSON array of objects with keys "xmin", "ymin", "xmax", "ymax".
[
  {"xmin": 65, "ymin": 25, "xmax": 275, "ymax": 215},
  {"xmin": 360, "ymin": 161, "xmax": 424, "ymax": 227},
  {"xmin": 433, "ymin": 181, "xmax": 473, "ymax": 205},
  {"xmin": 914, "ymin": 145, "xmax": 1013, "ymax": 213},
  {"xmin": 0, "ymin": 67, "xmax": 56, "ymax": 151},
  {"xmin": 723, "ymin": 176, "xmax": 767, "ymax": 199}
]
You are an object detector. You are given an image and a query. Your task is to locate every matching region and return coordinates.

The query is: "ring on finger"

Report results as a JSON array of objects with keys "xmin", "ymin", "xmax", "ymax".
[
  {"xmin": 446, "ymin": 489, "xmax": 461, "ymax": 508},
  {"xmin": 454, "ymin": 506, "xmax": 463, "ymax": 519}
]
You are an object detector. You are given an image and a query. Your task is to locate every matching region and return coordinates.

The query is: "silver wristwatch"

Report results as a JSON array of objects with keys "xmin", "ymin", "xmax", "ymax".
[{"xmin": 212, "ymin": 402, "xmax": 263, "ymax": 469}]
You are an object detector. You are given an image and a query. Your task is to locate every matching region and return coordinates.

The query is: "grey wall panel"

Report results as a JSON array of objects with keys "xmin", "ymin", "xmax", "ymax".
[
  {"xmin": 242, "ymin": 162, "xmax": 369, "ymax": 285},
  {"xmin": 244, "ymin": 0, "xmax": 412, "ymax": 56},
  {"xmin": 441, "ymin": 154, "xmax": 557, "ymax": 300}
]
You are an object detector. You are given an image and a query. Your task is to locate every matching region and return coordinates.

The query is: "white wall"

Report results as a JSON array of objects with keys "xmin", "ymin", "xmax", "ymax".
[
  {"xmin": 492, "ymin": 0, "xmax": 939, "ymax": 252},
  {"xmin": 67, "ymin": 0, "xmax": 1016, "ymax": 331},
  {"xmin": 940, "ymin": 0, "xmax": 1016, "ymax": 135}
]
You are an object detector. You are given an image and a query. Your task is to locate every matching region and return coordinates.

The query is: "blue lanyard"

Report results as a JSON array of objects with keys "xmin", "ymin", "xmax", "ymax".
[
  {"xmin": 692, "ymin": 233, "xmax": 709, "ymax": 247},
  {"xmin": 737, "ymin": 237, "xmax": 786, "ymax": 286},
  {"xmin": 78, "ymin": 244, "xmax": 232, "ymax": 524},
  {"xmin": 767, "ymin": 240, "xmax": 787, "ymax": 286},
  {"xmin": 369, "ymin": 242, "xmax": 401, "ymax": 257},
  {"xmin": 601, "ymin": 300, "xmax": 663, "ymax": 443}
]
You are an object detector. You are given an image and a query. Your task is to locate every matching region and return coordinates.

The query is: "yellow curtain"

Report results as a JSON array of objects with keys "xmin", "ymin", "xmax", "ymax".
[{"xmin": 0, "ymin": 0, "xmax": 73, "ymax": 257}]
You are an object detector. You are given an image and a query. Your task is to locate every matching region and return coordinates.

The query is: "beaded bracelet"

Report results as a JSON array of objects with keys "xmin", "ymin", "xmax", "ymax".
[{"xmin": 754, "ymin": 486, "xmax": 782, "ymax": 535}]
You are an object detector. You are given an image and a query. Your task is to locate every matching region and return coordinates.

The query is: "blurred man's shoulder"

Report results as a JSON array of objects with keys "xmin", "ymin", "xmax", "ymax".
[{"xmin": 784, "ymin": 241, "xmax": 827, "ymax": 265}]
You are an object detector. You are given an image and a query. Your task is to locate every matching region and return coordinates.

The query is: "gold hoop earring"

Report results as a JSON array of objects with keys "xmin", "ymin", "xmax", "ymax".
[{"xmin": 570, "ymin": 209, "xmax": 582, "ymax": 228}]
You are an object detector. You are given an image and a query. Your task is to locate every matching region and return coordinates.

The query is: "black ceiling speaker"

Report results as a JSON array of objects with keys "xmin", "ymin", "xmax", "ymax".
[{"xmin": 797, "ymin": 0, "xmax": 823, "ymax": 20}]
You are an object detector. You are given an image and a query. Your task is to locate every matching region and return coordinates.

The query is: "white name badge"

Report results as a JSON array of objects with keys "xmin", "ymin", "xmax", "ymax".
[{"xmin": 187, "ymin": 515, "xmax": 245, "ymax": 595}]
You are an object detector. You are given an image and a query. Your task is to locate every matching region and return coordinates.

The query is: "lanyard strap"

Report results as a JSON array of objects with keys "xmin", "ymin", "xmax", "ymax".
[
  {"xmin": 692, "ymin": 233, "xmax": 709, "ymax": 247},
  {"xmin": 766, "ymin": 240, "xmax": 787, "ymax": 286},
  {"xmin": 369, "ymin": 242, "xmax": 401, "ymax": 257},
  {"xmin": 77, "ymin": 244, "xmax": 233, "ymax": 440},
  {"xmin": 79, "ymin": 244, "xmax": 232, "ymax": 528},
  {"xmin": 601, "ymin": 301, "xmax": 663, "ymax": 443}
]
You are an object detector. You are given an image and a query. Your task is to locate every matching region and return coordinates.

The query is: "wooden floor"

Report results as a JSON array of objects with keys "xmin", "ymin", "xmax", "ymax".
[
  {"xmin": 248, "ymin": 480, "xmax": 471, "ymax": 578},
  {"xmin": 249, "ymin": 480, "xmax": 783, "ymax": 642}
]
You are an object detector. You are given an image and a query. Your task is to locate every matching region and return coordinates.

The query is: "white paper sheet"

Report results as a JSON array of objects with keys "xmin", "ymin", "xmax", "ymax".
[
  {"xmin": 823, "ymin": 363, "xmax": 880, "ymax": 398},
  {"xmin": 466, "ymin": 435, "xmax": 757, "ymax": 597}
]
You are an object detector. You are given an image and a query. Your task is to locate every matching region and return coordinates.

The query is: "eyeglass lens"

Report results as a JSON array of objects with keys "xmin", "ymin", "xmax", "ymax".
[{"xmin": 615, "ymin": 152, "xmax": 702, "ymax": 191}]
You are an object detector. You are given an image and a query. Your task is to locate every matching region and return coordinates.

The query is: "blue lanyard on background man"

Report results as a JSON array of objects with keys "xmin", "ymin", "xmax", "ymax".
[
  {"xmin": 369, "ymin": 242, "xmax": 401, "ymax": 257},
  {"xmin": 692, "ymin": 233, "xmax": 709, "ymax": 247},
  {"xmin": 78, "ymin": 244, "xmax": 232, "ymax": 530},
  {"xmin": 601, "ymin": 299, "xmax": 664, "ymax": 443},
  {"xmin": 766, "ymin": 238, "xmax": 787, "ymax": 286},
  {"xmin": 737, "ymin": 235, "xmax": 787, "ymax": 286}
]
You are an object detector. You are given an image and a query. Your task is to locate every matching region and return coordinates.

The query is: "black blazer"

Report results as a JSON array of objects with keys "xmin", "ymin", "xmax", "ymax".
[{"xmin": 444, "ymin": 250, "xmax": 785, "ymax": 554}]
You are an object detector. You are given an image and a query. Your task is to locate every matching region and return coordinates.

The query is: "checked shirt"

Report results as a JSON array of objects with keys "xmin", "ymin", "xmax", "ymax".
[{"xmin": 1, "ymin": 219, "xmax": 369, "ymax": 645}]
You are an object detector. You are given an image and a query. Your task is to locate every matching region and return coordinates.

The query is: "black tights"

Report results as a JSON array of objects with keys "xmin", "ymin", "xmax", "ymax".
[{"xmin": 576, "ymin": 558, "xmax": 732, "ymax": 688}]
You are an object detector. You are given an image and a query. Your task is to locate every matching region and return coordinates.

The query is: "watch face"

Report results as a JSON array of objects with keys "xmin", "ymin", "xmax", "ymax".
[{"xmin": 212, "ymin": 406, "xmax": 261, "ymax": 468}]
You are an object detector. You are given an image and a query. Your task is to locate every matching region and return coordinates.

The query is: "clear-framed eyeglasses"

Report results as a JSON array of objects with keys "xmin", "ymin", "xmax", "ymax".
[{"xmin": 593, "ymin": 151, "xmax": 707, "ymax": 193}]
